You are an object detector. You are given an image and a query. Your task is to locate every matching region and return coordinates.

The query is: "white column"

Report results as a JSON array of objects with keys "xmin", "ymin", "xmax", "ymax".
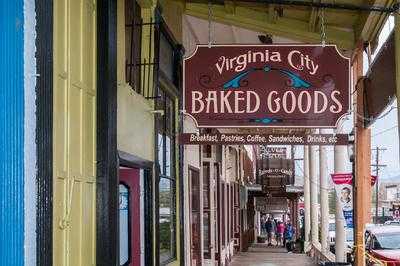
[
  {"xmin": 396, "ymin": 1, "xmax": 400, "ymax": 166},
  {"xmin": 303, "ymin": 146, "xmax": 311, "ymax": 247},
  {"xmin": 309, "ymin": 140, "xmax": 319, "ymax": 245},
  {"xmin": 334, "ymin": 129, "xmax": 347, "ymax": 262},
  {"xmin": 320, "ymin": 129, "xmax": 330, "ymax": 254},
  {"xmin": 256, "ymin": 211, "xmax": 260, "ymax": 237}
]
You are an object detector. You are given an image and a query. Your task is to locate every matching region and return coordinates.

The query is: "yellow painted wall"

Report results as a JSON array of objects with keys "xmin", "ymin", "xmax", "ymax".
[
  {"xmin": 53, "ymin": 0, "xmax": 97, "ymax": 265},
  {"xmin": 117, "ymin": 0, "xmax": 155, "ymax": 161},
  {"xmin": 117, "ymin": 84, "xmax": 155, "ymax": 161},
  {"xmin": 117, "ymin": 1, "xmax": 184, "ymax": 265}
]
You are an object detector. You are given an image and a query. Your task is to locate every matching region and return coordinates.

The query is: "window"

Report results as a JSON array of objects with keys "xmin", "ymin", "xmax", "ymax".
[
  {"xmin": 203, "ymin": 163, "xmax": 211, "ymax": 259},
  {"xmin": 376, "ymin": 233, "xmax": 400, "ymax": 249},
  {"xmin": 159, "ymin": 178, "xmax": 175, "ymax": 262},
  {"xmin": 159, "ymin": 32, "xmax": 174, "ymax": 81},
  {"xmin": 189, "ymin": 168, "xmax": 201, "ymax": 266},
  {"xmin": 231, "ymin": 185, "xmax": 234, "ymax": 238},
  {"xmin": 221, "ymin": 182, "xmax": 226, "ymax": 247},
  {"xmin": 203, "ymin": 145, "xmax": 212, "ymax": 158},
  {"xmin": 158, "ymin": 27, "xmax": 180, "ymax": 87},
  {"xmin": 156, "ymin": 89, "xmax": 176, "ymax": 264},
  {"xmin": 119, "ymin": 184, "xmax": 130, "ymax": 265},
  {"xmin": 214, "ymin": 163, "xmax": 219, "ymax": 252},
  {"xmin": 125, "ymin": 0, "xmax": 142, "ymax": 93}
]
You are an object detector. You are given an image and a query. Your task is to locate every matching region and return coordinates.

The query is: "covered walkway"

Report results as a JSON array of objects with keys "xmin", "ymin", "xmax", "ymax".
[{"xmin": 231, "ymin": 243, "xmax": 317, "ymax": 266}]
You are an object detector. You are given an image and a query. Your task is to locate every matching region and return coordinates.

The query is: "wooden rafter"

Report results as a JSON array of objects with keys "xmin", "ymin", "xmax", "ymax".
[
  {"xmin": 355, "ymin": 0, "xmax": 394, "ymax": 47},
  {"xmin": 184, "ymin": 2, "xmax": 355, "ymax": 49},
  {"xmin": 268, "ymin": 4, "xmax": 277, "ymax": 23},
  {"xmin": 308, "ymin": 0, "xmax": 320, "ymax": 32}
]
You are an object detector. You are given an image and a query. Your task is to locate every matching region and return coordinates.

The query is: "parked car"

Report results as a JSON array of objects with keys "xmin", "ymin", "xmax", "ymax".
[
  {"xmin": 365, "ymin": 225, "xmax": 400, "ymax": 265},
  {"xmin": 384, "ymin": 220, "xmax": 400, "ymax": 225}
]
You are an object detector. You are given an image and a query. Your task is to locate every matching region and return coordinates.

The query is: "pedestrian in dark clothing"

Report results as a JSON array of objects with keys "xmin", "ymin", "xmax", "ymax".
[
  {"xmin": 284, "ymin": 222, "xmax": 294, "ymax": 252},
  {"xmin": 266, "ymin": 217, "xmax": 275, "ymax": 246},
  {"xmin": 261, "ymin": 215, "xmax": 267, "ymax": 235}
]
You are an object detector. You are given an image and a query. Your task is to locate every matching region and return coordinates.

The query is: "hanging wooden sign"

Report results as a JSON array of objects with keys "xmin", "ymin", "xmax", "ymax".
[
  {"xmin": 183, "ymin": 45, "xmax": 350, "ymax": 128},
  {"xmin": 179, "ymin": 132, "xmax": 349, "ymax": 145},
  {"xmin": 259, "ymin": 146, "xmax": 287, "ymax": 159}
]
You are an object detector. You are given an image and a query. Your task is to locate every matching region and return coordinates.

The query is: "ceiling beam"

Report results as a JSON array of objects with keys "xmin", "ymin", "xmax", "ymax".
[
  {"xmin": 224, "ymin": 0, "xmax": 236, "ymax": 14},
  {"xmin": 268, "ymin": 4, "xmax": 277, "ymax": 23},
  {"xmin": 182, "ymin": 0, "xmax": 399, "ymax": 13},
  {"xmin": 355, "ymin": 0, "xmax": 394, "ymax": 47},
  {"xmin": 308, "ymin": 0, "xmax": 320, "ymax": 32},
  {"xmin": 184, "ymin": 2, "xmax": 355, "ymax": 49},
  {"xmin": 137, "ymin": 0, "xmax": 156, "ymax": 8}
]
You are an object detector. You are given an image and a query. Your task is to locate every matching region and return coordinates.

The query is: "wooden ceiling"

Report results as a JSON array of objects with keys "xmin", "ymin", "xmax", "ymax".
[{"xmin": 176, "ymin": 0, "xmax": 395, "ymax": 52}]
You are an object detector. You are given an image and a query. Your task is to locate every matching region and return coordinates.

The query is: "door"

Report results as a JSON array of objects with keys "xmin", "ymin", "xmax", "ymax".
[
  {"xmin": 189, "ymin": 168, "xmax": 201, "ymax": 266},
  {"xmin": 119, "ymin": 168, "xmax": 141, "ymax": 266},
  {"xmin": 53, "ymin": 0, "xmax": 97, "ymax": 265}
]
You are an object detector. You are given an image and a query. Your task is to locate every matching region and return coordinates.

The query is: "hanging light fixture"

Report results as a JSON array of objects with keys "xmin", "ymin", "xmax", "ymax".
[{"xmin": 258, "ymin": 34, "xmax": 273, "ymax": 44}]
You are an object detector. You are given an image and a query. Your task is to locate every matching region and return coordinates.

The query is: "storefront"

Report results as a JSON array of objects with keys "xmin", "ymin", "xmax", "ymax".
[
  {"xmin": 35, "ymin": 0, "xmax": 186, "ymax": 265},
  {"xmin": 117, "ymin": 1, "xmax": 185, "ymax": 265}
]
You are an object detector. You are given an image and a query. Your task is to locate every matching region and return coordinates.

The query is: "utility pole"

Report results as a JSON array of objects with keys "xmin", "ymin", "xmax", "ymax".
[{"xmin": 371, "ymin": 147, "xmax": 387, "ymax": 223}]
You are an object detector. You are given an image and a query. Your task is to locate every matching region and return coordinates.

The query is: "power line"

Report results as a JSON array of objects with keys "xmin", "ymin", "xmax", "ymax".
[{"xmin": 372, "ymin": 125, "xmax": 398, "ymax": 137}]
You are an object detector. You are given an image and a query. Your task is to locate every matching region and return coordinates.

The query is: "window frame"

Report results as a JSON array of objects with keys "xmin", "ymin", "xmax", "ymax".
[
  {"xmin": 156, "ymin": 89, "xmax": 177, "ymax": 265},
  {"xmin": 154, "ymin": 9, "xmax": 183, "ymax": 265},
  {"xmin": 202, "ymin": 162, "xmax": 212, "ymax": 259},
  {"xmin": 125, "ymin": 0, "xmax": 142, "ymax": 93}
]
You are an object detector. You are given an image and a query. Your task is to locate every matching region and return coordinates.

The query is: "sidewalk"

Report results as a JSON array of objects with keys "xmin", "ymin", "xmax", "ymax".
[{"xmin": 230, "ymin": 243, "xmax": 317, "ymax": 266}]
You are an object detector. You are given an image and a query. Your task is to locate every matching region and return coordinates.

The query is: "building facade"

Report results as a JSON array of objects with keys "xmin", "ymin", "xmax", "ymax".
[{"xmin": 6, "ymin": 0, "xmax": 187, "ymax": 265}]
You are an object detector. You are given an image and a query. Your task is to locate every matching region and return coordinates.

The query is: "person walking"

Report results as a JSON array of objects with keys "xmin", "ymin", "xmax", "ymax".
[
  {"xmin": 261, "ymin": 215, "xmax": 267, "ymax": 235},
  {"xmin": 284, "ymin": 222, "xmax": 294, "ymax": 252},
  {"xmin": 266, "ymin": 217, "xmax": 275, "ymax": 246},
  {"xmin": 276, "ymin": 221, "xmax": 285, "ymax": 247}
]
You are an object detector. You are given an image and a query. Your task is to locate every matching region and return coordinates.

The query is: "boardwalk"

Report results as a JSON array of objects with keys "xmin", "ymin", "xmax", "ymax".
[{"xmin": 231, "ymin": 243, "xmax": 317, "ymax": 266}]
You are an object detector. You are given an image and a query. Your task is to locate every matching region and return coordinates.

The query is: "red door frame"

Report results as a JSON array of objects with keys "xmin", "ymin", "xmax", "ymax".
[{"xmin": 120, "ymin": 168, "xmax": 141, "ymax": 266}]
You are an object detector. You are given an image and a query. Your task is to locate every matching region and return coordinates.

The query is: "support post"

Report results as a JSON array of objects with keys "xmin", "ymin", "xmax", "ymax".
[
  {"xmin": 396, "ymin": 2, "xmax": 400, "ymax": 168},
  {"xmin": 334, "ymin": 123, "xmax": 347, "ymax": 262},
  {"xmin": 353, "ymin": 50, "xmax": 371, "ymax": 266},
  {"xmin": 319, "ymin": 129, "xmax": 330, "ymax": 254},
  {"xmin": 309, "ymin": 139, "xmax": 319, "ymax": 246},
  {"xmin": 303, "ymin": 146, "xmax": 311, "ymax": 248}
]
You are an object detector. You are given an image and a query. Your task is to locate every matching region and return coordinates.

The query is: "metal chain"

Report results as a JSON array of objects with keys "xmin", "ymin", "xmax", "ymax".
[
  {"xmin": 320, "ymin": 8, "xmax": 327, "ymax": 46},
  {"xmin": 208, "ymin": 1, "xmax": 212, "ymax": 48}
]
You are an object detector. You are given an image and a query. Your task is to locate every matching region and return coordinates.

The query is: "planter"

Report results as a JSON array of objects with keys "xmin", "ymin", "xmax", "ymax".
[{"xmin": 257, "ymin": 236, "xmax": 267, "ymax": 243}]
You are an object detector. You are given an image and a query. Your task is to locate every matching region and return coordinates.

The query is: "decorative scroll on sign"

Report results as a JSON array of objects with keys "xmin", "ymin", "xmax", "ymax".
[{"xmin": 184, "ymin": 45, "xmax": 350, "ymax": 128}]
